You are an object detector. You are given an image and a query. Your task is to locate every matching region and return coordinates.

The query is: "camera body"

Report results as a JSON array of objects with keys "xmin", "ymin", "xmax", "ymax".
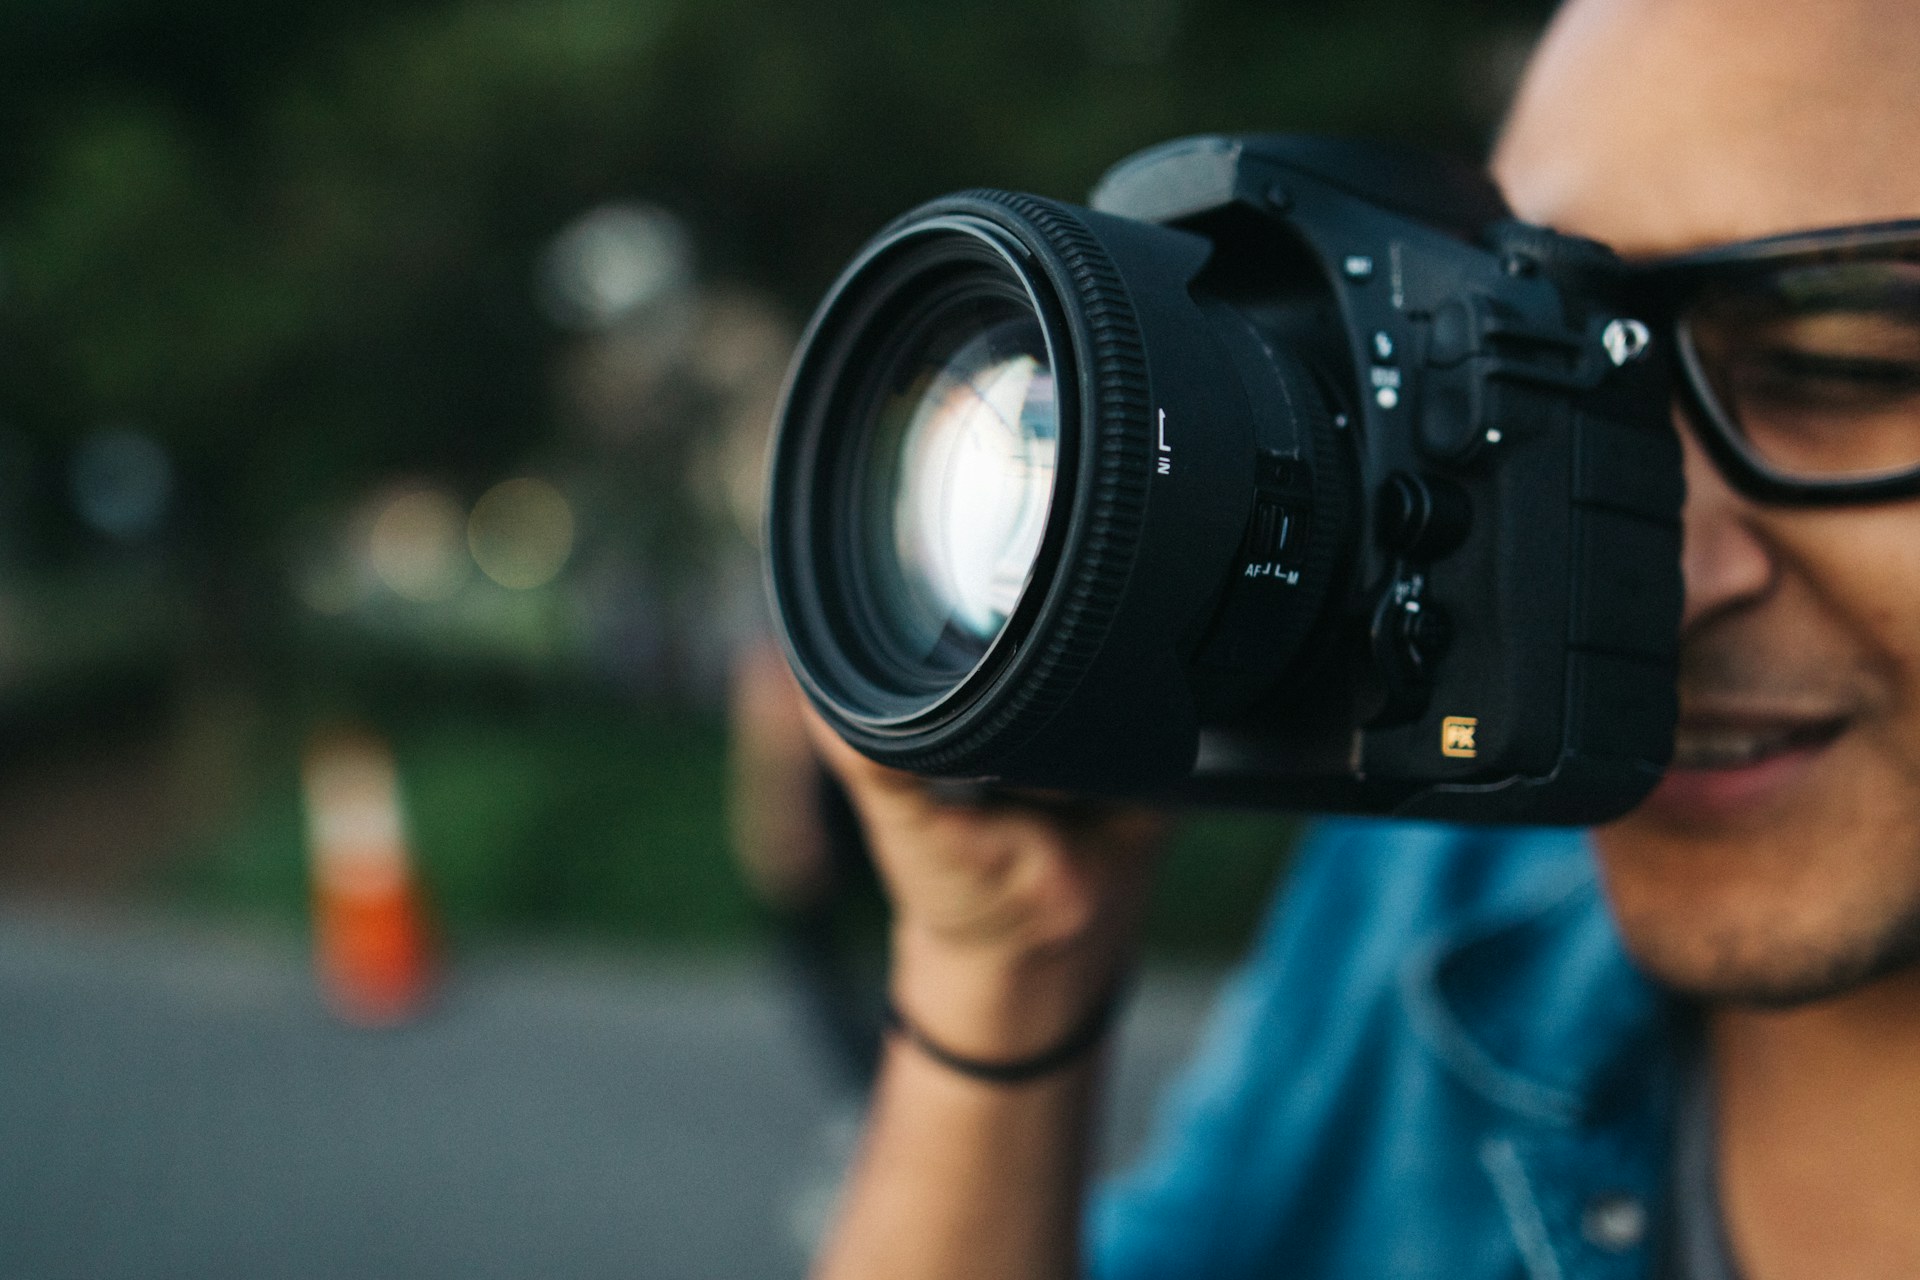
[{"xmin": 768, "ymin": 135, "xmax": 1682, "ymax": 824}]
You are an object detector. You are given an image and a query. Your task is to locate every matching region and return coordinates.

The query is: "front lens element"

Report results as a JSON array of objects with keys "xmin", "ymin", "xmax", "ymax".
[
  {"xmin": 1680, "ymin": 259, "xmax": 1920, "ymax": 480},
  {"xmin": 860, "ymin": 311, "xmax": 1058, "ymax": 679},
  {"xmin": 768, "ymin": 194, "xmax": 1158, "ymax": 756}
]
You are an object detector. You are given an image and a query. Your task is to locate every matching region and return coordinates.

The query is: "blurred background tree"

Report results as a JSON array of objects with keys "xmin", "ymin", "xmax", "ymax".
[{"xmin": 0, "ymin": 0, "xmax": 1551, "ymax": 951}]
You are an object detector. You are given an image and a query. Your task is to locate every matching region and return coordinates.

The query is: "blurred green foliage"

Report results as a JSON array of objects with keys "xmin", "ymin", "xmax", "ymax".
[
  {"xmin": 4, "ymin": 0, "xmax": 1549, "ymax": 951},
  {"xmin": 163, "ymin": 695, "xmax": 1296, "ymax": 958},
  {"xmin": 1, "ymin": 0, "xmax": 1549, "ymax": 543},
  {"xmin": 160, "ymin": 702, "xmax": 758, "ymax": 945}
]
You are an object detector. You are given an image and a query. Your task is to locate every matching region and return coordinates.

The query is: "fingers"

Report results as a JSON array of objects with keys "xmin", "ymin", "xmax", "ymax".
[
  {"xmin": 801, "ymin": 703, "xmax": 926, "ymax": 801},
  {"xmin": 801, "ymin": 702, "xmax": 1171, "ymax": 841},
  {"xmin": 798, "ymin": 692, "xmax": 1169, "ymax": 964}
]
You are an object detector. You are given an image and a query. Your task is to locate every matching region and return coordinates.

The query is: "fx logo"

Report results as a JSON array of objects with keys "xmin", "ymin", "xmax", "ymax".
[{"xmin": 1441, "ymin": 716, "xmax": 1478, "ymax": 759}]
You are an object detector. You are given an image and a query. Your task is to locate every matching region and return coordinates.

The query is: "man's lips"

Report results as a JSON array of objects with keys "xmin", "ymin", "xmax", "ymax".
[
  {"xmin": 1668, "ymin": 713, "xmax": 1850, "ymax": 770},
  {"xmin": 1635, "ymin": 706, "xmax": 1843, "ymax": 825},
  {"xmin": 1649, "ymin": 708, "xmax": 1852, "ymax": 818}
]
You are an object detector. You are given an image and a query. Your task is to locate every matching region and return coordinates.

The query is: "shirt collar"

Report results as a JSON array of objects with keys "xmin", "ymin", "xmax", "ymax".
[{"xmin": 1397, "ymin": 845, "xmax": 1680, "ymax": 1128}]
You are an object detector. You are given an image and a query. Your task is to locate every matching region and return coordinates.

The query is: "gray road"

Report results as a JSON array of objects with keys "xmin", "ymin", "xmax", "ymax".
[{"xmin": 0, "ymin": 905, "xmax": 1225, "ymax": 1280}]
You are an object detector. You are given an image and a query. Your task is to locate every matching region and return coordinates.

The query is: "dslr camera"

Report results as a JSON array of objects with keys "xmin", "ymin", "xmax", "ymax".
[{"xmin": 766, "ymin": 135, "xmax": 1682, "ymax": 824}]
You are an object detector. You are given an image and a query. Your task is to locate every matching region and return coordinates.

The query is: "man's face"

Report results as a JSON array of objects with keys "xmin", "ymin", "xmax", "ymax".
[{"xmin": 1495, "ymin": 0, "xmax": 1920, "ymax": 1004}]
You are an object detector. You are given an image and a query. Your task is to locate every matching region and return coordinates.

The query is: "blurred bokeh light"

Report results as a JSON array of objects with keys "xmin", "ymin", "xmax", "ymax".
[
  {"xmin": 368, "ymin": 485, "xmax": 471, "ymax": 603},
  {"xmin": 468, "ymin": 476, "xmax": 576, "ymax": 590},
  {"xmin": 70, "ymin": 427, "xmax": 174, "ymax": 542}
]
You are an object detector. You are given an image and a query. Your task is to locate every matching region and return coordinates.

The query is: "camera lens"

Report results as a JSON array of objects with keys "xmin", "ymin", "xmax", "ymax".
[
  {"xmin": 770, "ymin": 208, "xmax": 1091, "ymax": 739},
  {"xmin": 855, "ymin": 307, "xmax": 1058, "ymax": 682},
  {"xmin": 769, "ymin": 188, "xmax": 1299, "ymax": 784}
]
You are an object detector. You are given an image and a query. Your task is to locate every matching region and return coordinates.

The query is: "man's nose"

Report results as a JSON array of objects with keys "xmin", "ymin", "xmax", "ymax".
[{"xmin": 1676, "ymin": 420, "xmax": 1775, "ymax": 633}]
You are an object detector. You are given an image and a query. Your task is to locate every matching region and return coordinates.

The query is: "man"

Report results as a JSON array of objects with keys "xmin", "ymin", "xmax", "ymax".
[{"xmin": 807, "ymin": 0, "xmax": 1920, "ymax": 1275}]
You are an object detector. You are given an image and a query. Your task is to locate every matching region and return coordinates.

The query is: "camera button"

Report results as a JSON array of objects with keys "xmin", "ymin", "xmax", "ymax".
[
  {"xmin": 1400, "ymin": 598, "xmax": 1454, "ymax": 674},
  {"xmin": 1377, "ymin": 472, "xmax": 1470, "ymax": 560}
]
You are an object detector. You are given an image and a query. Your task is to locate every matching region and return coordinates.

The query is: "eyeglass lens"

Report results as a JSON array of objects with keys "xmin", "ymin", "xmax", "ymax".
[{"xmin": 1680, "ymin": 259, "xmax": 1920, "ymax": 480}]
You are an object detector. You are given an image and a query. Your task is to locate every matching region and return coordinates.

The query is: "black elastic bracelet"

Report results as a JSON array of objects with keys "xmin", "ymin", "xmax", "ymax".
[{"xmin": 881, "ymin": 981, "xmax": 1128, "ymax": 1085}]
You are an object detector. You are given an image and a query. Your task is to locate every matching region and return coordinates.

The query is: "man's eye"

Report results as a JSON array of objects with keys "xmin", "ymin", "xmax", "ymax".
[{"xmin": 1732, "ymin": 346, "xmax": 1920, "ymax": 410}]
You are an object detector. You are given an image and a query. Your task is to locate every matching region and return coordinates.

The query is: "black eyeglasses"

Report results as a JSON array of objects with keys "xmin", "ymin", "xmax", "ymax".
[{"xmin": 1635, "ymin": 220, "xmax": 1920, "ymax": 505}]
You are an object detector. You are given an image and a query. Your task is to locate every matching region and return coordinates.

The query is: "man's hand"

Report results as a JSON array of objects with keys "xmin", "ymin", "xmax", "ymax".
[{"xmin": 806, "ymin": 714, "xmax": 1166, "ymax": 1062}]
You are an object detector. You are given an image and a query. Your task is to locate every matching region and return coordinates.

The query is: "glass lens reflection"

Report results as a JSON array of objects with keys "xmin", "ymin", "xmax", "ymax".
[
  {"xmin": 1683, "ymin": 260, "xmax": 1920, "ymax": 479},
  {"xmin": 863, "ymin": 315, "xmax": 1058, "ymax": 677}
]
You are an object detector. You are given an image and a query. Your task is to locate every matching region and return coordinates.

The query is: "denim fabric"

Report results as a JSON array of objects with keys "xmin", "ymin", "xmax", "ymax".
[{"xmin": 1090, "ymin": 820, "xmax": 1684, "ymax": 1280}]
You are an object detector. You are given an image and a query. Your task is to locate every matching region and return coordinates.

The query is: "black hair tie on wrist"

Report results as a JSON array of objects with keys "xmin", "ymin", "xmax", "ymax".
[{"xmin": 881, "ymin": 980, "xmax": 1128, "ymax": 1085}]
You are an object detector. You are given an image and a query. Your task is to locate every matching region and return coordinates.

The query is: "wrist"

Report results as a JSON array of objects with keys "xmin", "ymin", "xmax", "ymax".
[
  {"xmin": 889, "ymin": 921, "xmax": 1132, "ymax": 1064},
  {"xmin": 882, "ymin": 976, "xmax": 1126, "ymax": 1085}
]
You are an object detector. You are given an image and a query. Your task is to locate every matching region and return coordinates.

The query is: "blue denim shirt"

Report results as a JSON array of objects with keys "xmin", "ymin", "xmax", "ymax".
[{"xmin": 1090, "ymin": 820, "xmax": 1686, "ymax": 1280}]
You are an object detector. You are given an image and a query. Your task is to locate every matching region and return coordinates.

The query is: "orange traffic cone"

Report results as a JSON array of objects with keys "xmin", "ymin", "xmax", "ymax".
[{"xmin": 300, "ymin": 727, "xmax": 435, "ymax": 1025}]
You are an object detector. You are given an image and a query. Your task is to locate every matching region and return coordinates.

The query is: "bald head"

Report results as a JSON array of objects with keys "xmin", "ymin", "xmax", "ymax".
[{"xmin": 1494, "ymin": 0, "xmax": 1920, "ymax": 254}]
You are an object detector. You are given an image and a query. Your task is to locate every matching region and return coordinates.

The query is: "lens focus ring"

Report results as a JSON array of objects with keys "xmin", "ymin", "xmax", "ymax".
[
  {"xmin": 886, "ymin": 191, "xmax": 1153, "ymax": 775},
  {"xmin": 768, "ymin": 189, "xmax": 1157, "ymax": 777}
]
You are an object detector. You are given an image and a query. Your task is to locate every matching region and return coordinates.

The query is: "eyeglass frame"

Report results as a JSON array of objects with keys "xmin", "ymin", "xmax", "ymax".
[{"xmin": 1630, "ymin": 218, "xmax": 1920, "ymax": 507}]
